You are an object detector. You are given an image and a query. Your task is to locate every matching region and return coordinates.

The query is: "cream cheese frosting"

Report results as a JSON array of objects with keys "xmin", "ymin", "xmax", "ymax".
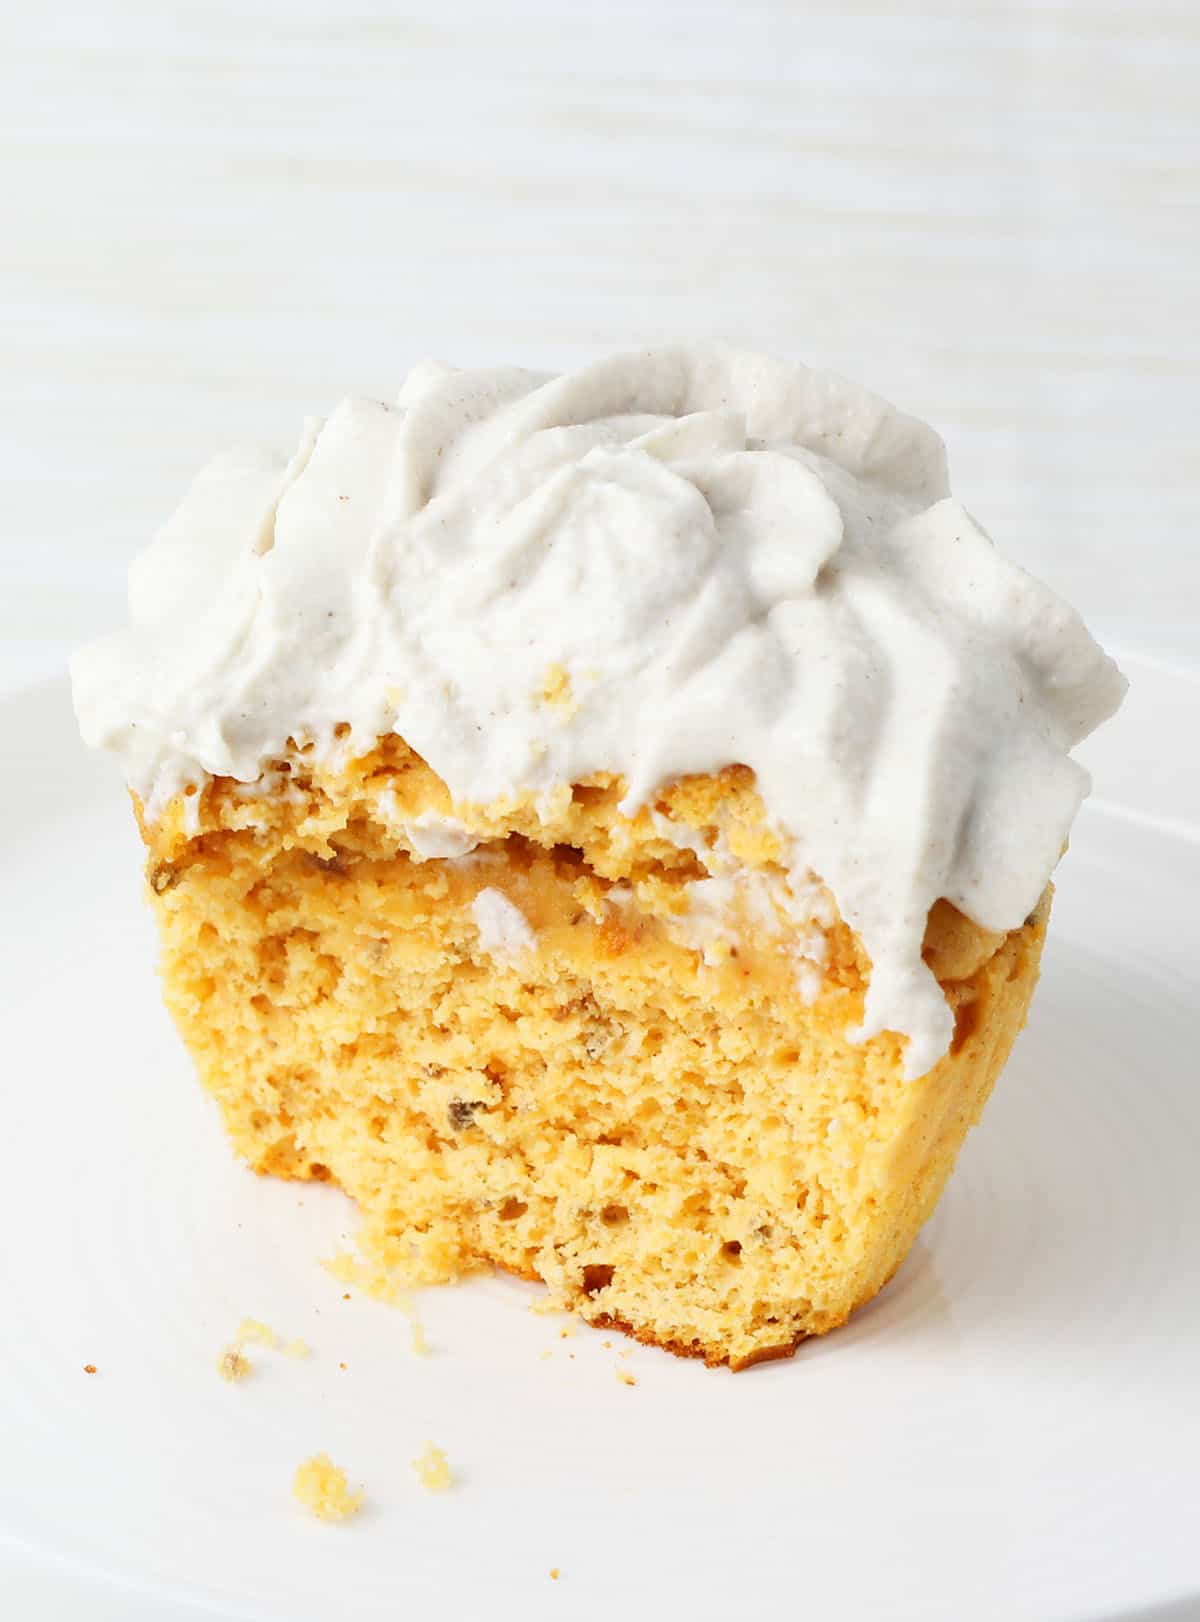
[{"xmin": 71, "ymin": 345, "xmax": 1126, "ymax": 1077}]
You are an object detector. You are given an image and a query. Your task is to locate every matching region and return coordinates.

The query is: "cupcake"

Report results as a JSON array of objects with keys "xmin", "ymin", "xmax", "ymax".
[{"xmin": 72, "ymin": 347, "xmax": 1125, "ymax": 1367}]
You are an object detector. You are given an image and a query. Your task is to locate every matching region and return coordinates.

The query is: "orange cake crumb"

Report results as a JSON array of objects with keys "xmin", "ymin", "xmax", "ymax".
[
  {"xmin": 534, "ymin": 662, "xmax": 579, "ymax": 720},
  {"xmin": 218, "ymin": 1316, "xmax": 294, "ymax": 1378},
  {"xmin": 217, "ymin": 1349, "xmax": 251, "ymax": 1382},
  {"xmin": 292, "ymin": 1453, "xmax": 363, "ymax": 1522},
  {"xmin": 232, "ymin": 1317, "xmax": 278, "ymax": 1350},
  {"xmin": 413, "ymin": 1442, "xmax": 452, "ymax": 1493}
]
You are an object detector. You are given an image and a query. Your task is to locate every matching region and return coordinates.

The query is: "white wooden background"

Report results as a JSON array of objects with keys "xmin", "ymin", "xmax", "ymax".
[{"xmin": 3, "ymin": 0, "xmax": 1198, "ymax": 696}]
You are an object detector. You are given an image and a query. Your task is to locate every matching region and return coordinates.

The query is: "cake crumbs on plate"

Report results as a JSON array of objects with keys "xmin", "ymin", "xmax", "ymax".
[
  {"xmin": 413, "ymin": 1442, "xmax": 452, "ymax": 1492},
  {"xmin": 326, "ymin": 1252, "xmax": 431, "ymax": 1354},
  {"xmin": 529, "ymin": 1296, "xmax": 568, "ymax": 1319},
  {"xmin": 83, "ymin": 1363, "xmax": 97, "ymax": 1375},
  {"xmin": 324, "ymin": 1249, "xmax": 403, "ymax": 1305},
  {"xmin": 218, "ymin": 1348, "xmax": 251, "ymax": 1382},
  {"xmin": 292, "ymin": 1453, "xmax": 363, "ymax": 1522},
  {"xmin": 395, "ymin": 1291, "xmax": 429, "ymax": 1355},
  {"xmin": 550, "ymin": 1568, "xmax": 560, "ymax": 1581},
  {"xmin": 617, "ymin": 1369, "xmax": 637, "ymax": 1387},
  {"xmin": 232, "ymin": 1317, "xmax": 279, "ymax": 1350},
  {"xmin": 219, "ymin": 1317, "xmax": 309, "ymax": 1378}
]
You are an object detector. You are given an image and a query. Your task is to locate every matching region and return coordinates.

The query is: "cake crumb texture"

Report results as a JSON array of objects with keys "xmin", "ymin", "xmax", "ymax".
[
  {"xmin": 232, "ymin": 1317, "xmax": 278, "ymax": 1350},
  {"xmin": 293, "ymin": 1453, "xmax": 363, "ymax": 1522},
  {"xmin": 143, "ymin": 736, "xmax": 1048, "ymax": 1368},
  {"xmin": 217, "ymin": 1349, "xmax": 251, "ymax": 1382},
  {"xmin": 413, "ymin": 1442, "xmax": 452, "ymax": 1493}
]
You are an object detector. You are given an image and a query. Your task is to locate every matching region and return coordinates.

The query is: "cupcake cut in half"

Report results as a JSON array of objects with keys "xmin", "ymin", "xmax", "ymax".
[{"xmin": 73, "ymin": 346, "xmax": 1126, "ymax": 1368}]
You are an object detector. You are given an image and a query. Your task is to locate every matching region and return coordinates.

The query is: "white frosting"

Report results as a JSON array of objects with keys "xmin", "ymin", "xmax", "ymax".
[
  {"xmin": 71, "ymin": 345, "xmax": 1126, "ymax": 1076},
  {"xmin": 471, "ymin": 888, "xmax": 536, "ymax": 958},
  {"xmin": 665, "ymin": 870, "xmax": 826, "ymax": 979},
  {"xmin": 645, "ymin": 822, "xmax": 830, "ymax": 991},
  {"xmin": 376, "ymin": 798, "xmax": 479, "ymax": 860}
]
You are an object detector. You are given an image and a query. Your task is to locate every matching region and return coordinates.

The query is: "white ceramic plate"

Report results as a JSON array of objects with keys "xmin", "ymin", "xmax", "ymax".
[{"xmin": 2, "ymin": 663, "xmax": 1198, "ymax": 1622}]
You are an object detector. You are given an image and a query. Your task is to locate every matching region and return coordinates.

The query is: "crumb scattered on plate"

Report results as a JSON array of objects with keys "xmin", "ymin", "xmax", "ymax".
[
  {"xmin": 413, "ymin": 1442, "xmax": 452, "ymax": 1492},
  {"xmin": 83, "ymin": 1363, "xmax": 97, "ymax": 1375},
  {"xmin": 324, "ymin": 1254, "xmax": 431, "ymax": 1353},
  {"xmin": 218, "ymin": 1348, "xmax": 251, "ymax": 1382},
  {"xmin": 617, "ymin": 1369, "xmax": 637, "ymax": 1387},
  {"xmin": 293, "ymin": 1453, "xmax": 363, "ymax": 1522},
  {"xmin": 217, "ymin": 1317, "xmax": 279, "ymax": 1378},
  {"xmin": 529, "ymin": 1297, "xmax": 567, "ymax": 1318},
  {"xmin": 220, "ymin": 1317, "xmax": 311, "ymax": 1377},
  {"xmin": 550, "ymin": 1568, "xmax": 560, "ymax": 1581},
  {"xmin": 233, "ymin": 1317, "xmax": 279, "ymax": 1349}
]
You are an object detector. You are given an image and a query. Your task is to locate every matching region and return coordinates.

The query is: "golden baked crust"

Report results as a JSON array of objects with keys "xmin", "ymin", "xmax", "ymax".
[{"xmin": 138, "ymin": 736, "xmax": 1048, "ymax": 1369}]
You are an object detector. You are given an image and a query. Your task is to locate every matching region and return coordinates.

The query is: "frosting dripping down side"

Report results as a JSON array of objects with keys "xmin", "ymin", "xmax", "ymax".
[{"xmin": 71, "ymin": 345, "xmax": 1126, "ymax": 1076}]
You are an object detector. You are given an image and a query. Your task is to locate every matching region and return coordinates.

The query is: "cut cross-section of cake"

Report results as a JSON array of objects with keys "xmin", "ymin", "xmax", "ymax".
[{"xmin": 73, "ymin": 345, "xmax": 1126, "ymax": 1368}]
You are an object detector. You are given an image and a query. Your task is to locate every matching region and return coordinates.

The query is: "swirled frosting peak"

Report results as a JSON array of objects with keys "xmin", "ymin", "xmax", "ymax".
[{"xmin": 72, "ymin": 346, "xmax": 1126, "ymax": 1075}]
